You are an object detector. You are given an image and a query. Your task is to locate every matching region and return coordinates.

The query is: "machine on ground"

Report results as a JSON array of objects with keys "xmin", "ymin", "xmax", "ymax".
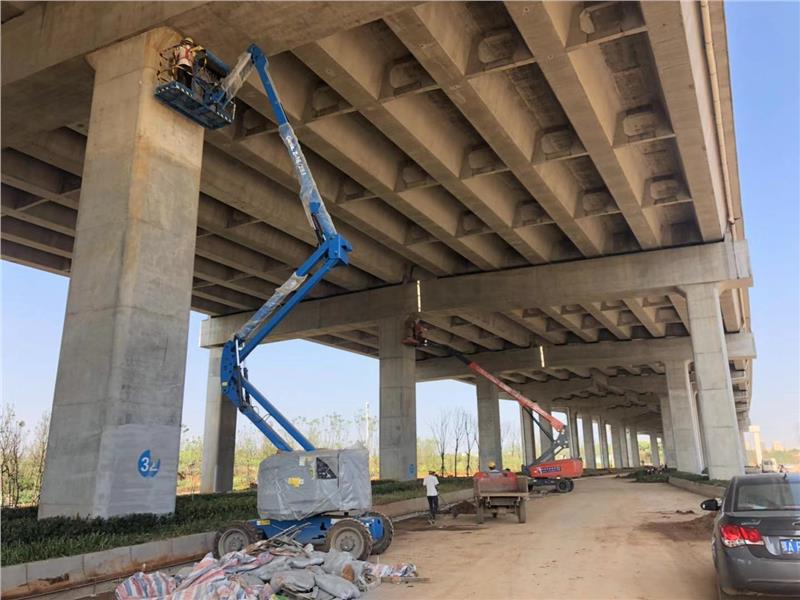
[
  {"xmin": 473, "ymin": 471, "xmax": 530, "ymax": 523},
  {"xmin": 155, "ymin": 42, "xmax": 391, "ymax": 560},
  {"xmin": 403, "ymin": 322, "xmax": 584, "ymax": 492}
]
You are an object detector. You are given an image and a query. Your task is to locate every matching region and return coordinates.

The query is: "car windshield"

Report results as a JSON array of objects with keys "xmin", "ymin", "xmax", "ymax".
[{"xmin": 734, "ymin": 479, "xmax": 800, "ymax": 511}]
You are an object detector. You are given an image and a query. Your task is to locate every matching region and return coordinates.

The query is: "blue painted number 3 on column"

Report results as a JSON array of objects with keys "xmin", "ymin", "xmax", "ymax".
[{"xmin": 138, "ymin": 449, "xmax": 161, "ymax": 478}]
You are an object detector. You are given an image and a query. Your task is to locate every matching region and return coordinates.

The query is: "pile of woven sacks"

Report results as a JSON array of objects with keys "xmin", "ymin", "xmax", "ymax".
[{"xmin": 115, "ymin": 544, "xmax": 417, "ymax": 600}]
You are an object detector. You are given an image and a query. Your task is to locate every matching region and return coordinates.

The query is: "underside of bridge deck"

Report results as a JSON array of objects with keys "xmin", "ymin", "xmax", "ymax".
[{"xmin": 1, "ymin": 1, "xmax": 754, "ymax": 516}]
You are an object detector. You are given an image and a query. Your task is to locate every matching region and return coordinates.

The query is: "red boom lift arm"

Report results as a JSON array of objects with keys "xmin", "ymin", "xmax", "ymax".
[{"xmin": 403, "ymin": 321, "xmax": 584, "ymax": 485}]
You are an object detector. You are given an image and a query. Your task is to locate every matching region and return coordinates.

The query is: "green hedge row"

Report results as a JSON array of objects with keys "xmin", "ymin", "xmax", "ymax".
[
  {"xmin": 2, "ymin": 492, "xmax": 258, "ymax": 566},
  {"xmin": 1, "ymin": 479, "xmax": 474, "ymax": 566},
  {"xmin": 370, "ymin": 476, "xmax": 472, "ymax": 495}
]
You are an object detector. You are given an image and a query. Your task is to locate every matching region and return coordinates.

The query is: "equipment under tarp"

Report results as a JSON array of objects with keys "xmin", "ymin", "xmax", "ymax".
[{"xmin": 257, "ymin": 449, "xmax": 371, "ymax": 520}]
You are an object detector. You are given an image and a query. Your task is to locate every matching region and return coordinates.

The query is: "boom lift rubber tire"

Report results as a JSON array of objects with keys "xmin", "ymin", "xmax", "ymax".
[
  {"xmin": 555, "ymin": 479, "xmax": 571, "ymax": 493},
  {"xmin": 516, "ymin": 500, "xmax": 528, "ymax": 524},
  {"xmin": 322, "ymin": 518, "xmax": 373, "ymax": 560},
  {"xmin": 366, "ymin": 511, "xmax": 394, "ymax": 555},
  {"xmin": 213, "ymin": 521, "xmax": 262, "ymax": 558},
  {"xmin": 566, "ymin": 478, "xmax": 575, "ymax": 492}
]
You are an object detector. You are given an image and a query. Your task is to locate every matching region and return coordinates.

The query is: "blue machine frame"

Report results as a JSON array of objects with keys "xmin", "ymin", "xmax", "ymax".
[{"xmin": 250, "ymin": 514, "xmax": 384, "ymax": 547}]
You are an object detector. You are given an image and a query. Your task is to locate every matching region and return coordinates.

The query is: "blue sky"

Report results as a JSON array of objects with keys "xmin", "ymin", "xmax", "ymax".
[{"xmin": 1, "ymin": 1, "xmax": 798, "ymax": 449}]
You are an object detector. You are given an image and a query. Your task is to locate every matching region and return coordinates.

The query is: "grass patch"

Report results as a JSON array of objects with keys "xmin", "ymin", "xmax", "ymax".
[
  {"xmin": 625, "ymin": 468, "xmax": 730, "ymax": 488},
  {"xmin": 372, "ymin": 477, "xmax": 473, "ymax": 504},
  {"xmin": 670, "ymin": 470, "xmax": 730, "ymax": 488},
  {"xmin": 632, "ymin": 470, "xmax": 670, "ymax": 483},
  {"xmin": 1, "ymin": 478, "xmax": 474, "ymax": 566}
]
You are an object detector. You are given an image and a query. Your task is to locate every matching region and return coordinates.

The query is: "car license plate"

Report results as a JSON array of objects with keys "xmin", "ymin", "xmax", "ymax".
[{"xmin": 779, "ymin": 538, "xmax": 800, "ymax": 554}]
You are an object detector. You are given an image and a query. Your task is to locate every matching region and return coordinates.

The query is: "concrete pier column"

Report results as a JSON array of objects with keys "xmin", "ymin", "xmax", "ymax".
[
  {"xmin": 665, "ymin": 360, "xmax": 704, "ymax": 473},
  {"xmin": 379, "ymin": 317, "xmax": 417, "ymax": 480},
  {"xmin": 568, "ymin": 409, "xmax": 581, "ymax": 459},
  {"xmin": 685, "ymin": 283, "xmax": 744, "ymax": 479},
  {"xmin": 598, "ymin": 419, "xmax": 610, "ymax": 468},
  {"xmin": 737, "ymin": 415, "xmax": 749, "ymax": 465},
  {"xmin": 650, "ymin": 433, "xmax": 661, "ymax": 466},
  {"xmin": 619, "ymin": 425, "xmax": 630, "ymax": 468},
  {"xmin": 581, "ymin": 415, "xmax": 596, "ymax": 469},
  {"xmin": 630, "ymin": 429, "xmax": 642, "ymax": 467},
  {"xmin": 694, "ymin": 383, "xmax": 710, "ymax": 469},
  {"xmin": 38, "ymin": 28, "xmax": 203, "ymax": 518},
  {"xmin": 477, "ymin": 379, "xmax": 502, "ymax": 470},
  {"xmin": 611, "ymin": 424, "xmax": 623, "ymax": 469},
  {"xmin": 520, "ymin": 405, "xmax": 536, "ymax": 465},
  {"xmin": 201, "ymin": 348, "xmax": 237, "ymax": 493},
  {"xmin": 658, "ymin": 394, "xmax": 678, "ymax": 468}
]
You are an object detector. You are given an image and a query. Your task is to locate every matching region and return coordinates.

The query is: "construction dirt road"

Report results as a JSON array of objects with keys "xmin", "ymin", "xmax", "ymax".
[{"xmin": 375, "ymin": 476, "xmax": 718, "ymax": 600}]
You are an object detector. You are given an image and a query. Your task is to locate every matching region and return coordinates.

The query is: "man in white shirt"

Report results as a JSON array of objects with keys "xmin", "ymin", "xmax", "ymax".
[{"xmin": 422, "ymin": 470, "xmax": 440, "ymax": 523}]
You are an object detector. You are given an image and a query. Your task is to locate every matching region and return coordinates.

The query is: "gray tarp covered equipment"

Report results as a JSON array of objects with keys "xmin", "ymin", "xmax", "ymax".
[{"xmin": 257, "ymin": 448, "xmax": 371, "ymax": 520}]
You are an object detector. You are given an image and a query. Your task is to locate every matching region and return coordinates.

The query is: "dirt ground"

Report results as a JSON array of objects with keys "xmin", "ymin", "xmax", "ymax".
[{"xmin": 373, "ymin": 476, "xmax": 718, "ymax": 600}]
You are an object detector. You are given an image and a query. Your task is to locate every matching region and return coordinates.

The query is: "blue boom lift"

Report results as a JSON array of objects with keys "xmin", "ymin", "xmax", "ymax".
[{"xmin": 155, "ymin": 43, "xmax": 392, "ymax": 560}]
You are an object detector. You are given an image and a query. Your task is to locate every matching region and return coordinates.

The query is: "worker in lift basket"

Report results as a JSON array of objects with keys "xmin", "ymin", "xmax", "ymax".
[
  {"xmin": 487, "ymin": 461, "xmax": 501, "ymax": 473},
  {"xmin": 422, "ymin": 470, "xmax": 440, "ymax": 524},
  {"xmin": 174, "ymin": 37, "xmax": 198, "ymax": 89}
]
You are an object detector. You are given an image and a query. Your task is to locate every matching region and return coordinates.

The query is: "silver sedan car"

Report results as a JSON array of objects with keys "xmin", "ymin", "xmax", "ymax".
[{"xmin": 701, "ymin": 473, "xmax": 800, "ymax": 598}]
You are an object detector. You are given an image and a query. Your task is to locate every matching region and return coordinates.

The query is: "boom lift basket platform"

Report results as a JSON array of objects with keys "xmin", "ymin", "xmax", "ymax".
[
  {"xmin": 154, "ymin": 44, "xmax": 235, "ymax": 130},
  {"xmin": 154, "ymin": 80, "xmax": 233, "ymax": 129}
]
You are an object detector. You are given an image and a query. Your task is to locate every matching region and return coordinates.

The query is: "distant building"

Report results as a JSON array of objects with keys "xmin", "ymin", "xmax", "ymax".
[
  {"xmin": 747, "ymin": 425, "xmax": 763, "ymax": 467},
  {"xmin": 772, "ymin": 441, "xmax": 785, "ymax": 452}
]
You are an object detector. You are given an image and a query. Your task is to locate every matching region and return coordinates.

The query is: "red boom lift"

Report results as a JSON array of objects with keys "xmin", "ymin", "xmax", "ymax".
[{"xmin": 403, "ymin": 321, "xmax": 583, "ymax": 493}]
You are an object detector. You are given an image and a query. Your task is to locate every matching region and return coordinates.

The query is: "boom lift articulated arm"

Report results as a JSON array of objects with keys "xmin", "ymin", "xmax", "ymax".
[
  {"xmin": 208, "ymin": 45, "xmax": 352, "ymax": 452},
  {"xmin": 156, "ymin": 42, "xmax": 388, "ymax": 556}
]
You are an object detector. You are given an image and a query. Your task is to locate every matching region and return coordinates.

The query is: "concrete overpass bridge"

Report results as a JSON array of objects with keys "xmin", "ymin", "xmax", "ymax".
[{"xmin": 1, "ymin": 1, "xmax": 754, "ymax": 518}]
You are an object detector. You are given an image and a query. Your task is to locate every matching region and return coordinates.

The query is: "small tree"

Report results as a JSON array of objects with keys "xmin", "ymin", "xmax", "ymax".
[
  {"xmin": 322, "ymin": 413, "xmax": 350, "ymax": 448},
  {"xmin": 430, "ymin": 410, "xmax": 451, "ymax": 476},
  {"xmin": 452, "ymin": 408, "xmax": 471, "ymax": 477},
  {"xmin": 501, "ymin": 420, "xmax": 523, "ymax": 470},
  {"xmin": 236, "ymin": 427, "xmax": 261, "ymax": 486},
  {"xmin": 29, "ymin": 410, "xmax": 50, "ymax": 503},
  {"xmin": 294, "ymin": 417, "xmax": 323, "ymax": 448},
  {"xmin": 177, "ymin": 425, "xmax": 203, "ymax": 494},
  {"xmin": 352, "ymin": 409, "xmax": 379, "ymax": 478},
  {"xmin": 0, "ymin": 405, "xmax": 26, "ymax": 507},
  {"xmin": 463, "ymin": 414, "xmax": 477, "ymax": 476}
]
